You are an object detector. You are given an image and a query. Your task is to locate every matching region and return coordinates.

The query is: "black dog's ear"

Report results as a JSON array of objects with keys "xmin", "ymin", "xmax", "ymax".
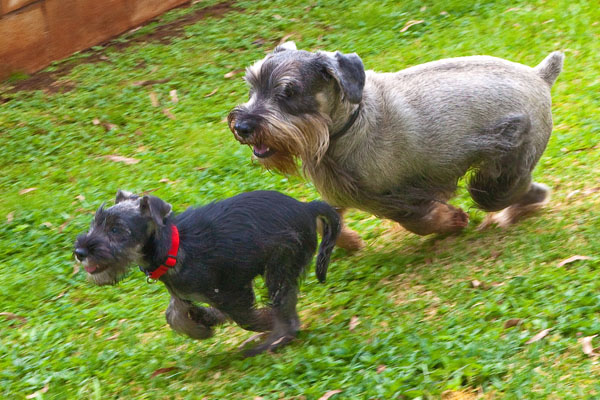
[
  {"xmin": 273, "ymin": 41, "xmax": 297, "ymax": 53},
  {"xmin": 319, "ymin": 51, "xmax": 365, "ymax": 104},
  {"xmin": 115, "ymin": 190, "xmax": 139, "ymax": 204},
  {"xmin": 140, "ymin": 196, "xmax": 172, "ymax": 228}
]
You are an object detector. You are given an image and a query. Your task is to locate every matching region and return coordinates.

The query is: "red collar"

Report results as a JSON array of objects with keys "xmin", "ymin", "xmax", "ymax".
[{"xmin": 149, "ymin": 225, "xmax": 180, "ymax": 280}]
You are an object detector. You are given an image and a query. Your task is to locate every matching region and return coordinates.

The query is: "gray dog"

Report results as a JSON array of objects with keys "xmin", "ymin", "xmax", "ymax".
[{"xmin": 228, "ymin": 42, "xmax": 564, "ymax": 250}]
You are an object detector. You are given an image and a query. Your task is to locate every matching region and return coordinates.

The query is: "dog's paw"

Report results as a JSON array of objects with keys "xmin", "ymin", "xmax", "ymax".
[
  {"xmin": 435, "ymin": 204, "xmax": 469, "ymax": 233},
  {"xmin": 242, "ymin": 334, "xmax": 295, "ymax": 358},
  {"xmin": 336, "ymin": 227, "xmax": 365, "ymax": 251}
]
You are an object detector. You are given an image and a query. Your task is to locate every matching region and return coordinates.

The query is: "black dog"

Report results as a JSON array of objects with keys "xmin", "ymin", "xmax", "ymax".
[{"xmin": 74, "ymin": 190, "xmax": 340, "ymax": 356}]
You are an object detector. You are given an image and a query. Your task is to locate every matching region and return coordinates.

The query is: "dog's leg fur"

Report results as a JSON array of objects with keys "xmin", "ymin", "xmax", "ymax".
[
  {"xmin": 165, "ymin": 295, "xmax": 226, "ymax": 339},
  {"xmin": 215, "ymin": 284, "xmax": 274, "ymax": 334},
  {"xmin": 394, "ymin": 202, "xmax": 469, "ymax": 235},
  {"xmin": 318, "ymin": 207, "xmax": 364, "ymax": 251}
]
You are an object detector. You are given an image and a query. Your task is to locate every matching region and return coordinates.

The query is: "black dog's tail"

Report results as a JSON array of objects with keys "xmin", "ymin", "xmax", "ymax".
[{"xmin": 307, "ymin": 201, "xmax": 341, "ymax": 283}]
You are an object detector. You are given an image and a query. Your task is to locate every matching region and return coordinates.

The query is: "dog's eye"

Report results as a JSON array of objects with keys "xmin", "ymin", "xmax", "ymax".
[
  {"xmin": 283, "ymin": 86, "xmax": 295, "ymax": 98},
  {"xmin": 110, "ymin": 227, "xmax": 120, "ymax": 234}
]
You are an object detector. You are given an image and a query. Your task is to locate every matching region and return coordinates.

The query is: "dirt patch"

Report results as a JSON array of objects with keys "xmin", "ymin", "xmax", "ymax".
[{"xmin": 0, "ymin": 1, "xmax": 237, "ymax": 99}]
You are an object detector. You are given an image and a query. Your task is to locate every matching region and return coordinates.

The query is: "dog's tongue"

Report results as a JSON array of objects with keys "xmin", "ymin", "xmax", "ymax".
[
  {"xmin": 84, "ymin": 264, "xmax": 98, "ymax": 273},
  {"xmin": 253, "ymin": 144, "xmax": 270, "ymax": 156}
]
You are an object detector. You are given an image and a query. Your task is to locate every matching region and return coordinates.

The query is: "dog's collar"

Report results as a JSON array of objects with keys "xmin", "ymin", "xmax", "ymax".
[
  {"xmin": 329, "ymin": 103, "xmax": 362, "ymax": 141},
  {"xmin": 144, "ymin": 225, "xmax": 180, "ymax": 281}
]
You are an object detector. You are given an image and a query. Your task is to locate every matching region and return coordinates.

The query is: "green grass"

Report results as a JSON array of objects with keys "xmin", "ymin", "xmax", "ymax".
[{"xmin": 1, "ymin": 0, "xmax": 599, "ymax": 398}]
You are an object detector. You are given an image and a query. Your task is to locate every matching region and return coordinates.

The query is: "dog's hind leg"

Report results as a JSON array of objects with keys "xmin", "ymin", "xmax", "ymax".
[
  {"xmin": 393, "ymin": 201, "xmax": 469, "ymax": 236},
  {"xmin": 165, "ymin": 295, "xmax": 226, "ymax": 339},
  {"xmin": 468, "ymin": 115, "xmax": 551, "ymax": 228},
  {"xmin": 330, "ymin": 208, "xmax": 364, "ymax": 251}
]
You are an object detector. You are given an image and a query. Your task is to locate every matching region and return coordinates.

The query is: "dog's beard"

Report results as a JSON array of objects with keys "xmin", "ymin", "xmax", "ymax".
[
  {"xmin": 255, "ymin": 112, "xmax": 331, "ymax": 175},
  {"xmin": 85, "ymin": 245, "xmax": 142, "ymax": 286}
]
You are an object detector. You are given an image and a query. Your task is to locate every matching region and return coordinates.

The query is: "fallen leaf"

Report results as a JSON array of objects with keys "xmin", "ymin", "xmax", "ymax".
[
  {"xmin": 92, "ymin": 118, "xmax": 101, "ymax": 125},
  {"xmin": 58, "ymin": 215, "xmax": 75, "ymax": 233},
  {"xmin": 470, "ymin": 279, "xmax": 486, "ymax": 289},
  {"xmin": 101, "ymin": 122, "xmax": 118, "ymax": 131},
  {"xmin": 318, "ymin": 390, "xmax": 342, "ymax": 400},
  {"xmin": 213, "ymin": 371, "xmax": 221, "ymax": 379},
  {"xmin": 162, "ymin": 108, "xmax": 176, "ymax": 120},
  {"xmin": 41, "ymin": 222, "xmax": 53, "ymax": 228},
  {"xmin": 104, "ymin": 155, "xmax": 140, "ymax": 165},
  {"xmin": 349, "ymin": 316, "xmax": 360, "ymax": 331},
  {"xmin": 579, "ymin": 335, "xmax": 598, "ymax": 357},
  {"xmin": 504, "ymin": 318, "xmax": 523, "ymax": 329},
  {"xmin": 159, "ymin": 178, "xmax": 175, "ymax": 184},
  {"xmin": 76, "ymin": 195, "xmax": 85, "ymax": 202},
  {"xmin": 505, "ymin": 7, "xmax": 521, "ymax": 12},
  {"xmin": 0, "ymin": 312, "xmax": 28, "ymax": 324},
  {"xmin": 132, "ymin": 78, "xmax": 170, "ymax": 87},
  {"xmin": 566, "ymin": 190, "xmax": 581, "ymax": 199},
  {"xmin": 273, "ymin": 14, "xmax": 283, "ymax": 20},
  {"xmin": 170, "ymin": 89, "xmax": 179, "ymax": 103},
  {"xmin": 525, "ymin": 328, "xmax": 552, "ymax": 344},
  {"xmin": 135, "ymin": 129, "xmax": 143, "ymax": 136},
  {"xmin": 26, "ymin": 384, "xmax": 49, "ymax": 399},
  {"xmin": 106, "ymin": 333, "xmax": 120, "ymax": 341},
  {"xmin": 376, "ymin": 365, "xmax": 386, "ymax": 374},
  {"xmin": 151, "ymin": 367, "xmax": 177, "ymax": 378},
  {"xmin": 224, "ymin": 69, "xmax": 244, "ymax": 78},
  {"xmin": 558, "ymin": 255, "xmax": 592, "ymax": 267},
  {"xmin": 279, "ymin": 33, "xmax": 295, "ymax": 45},
  {"xmin": 52, "ymin": 291, "xmax": 67, "ymax": 301},
  {"xmin": 542, "ymin": 19, "xmax": 554, "ymax": 24},
  {"xmin": 204, "ymin": 88, "xmax": 218, "ymax": 97},
  {"xmin": 399, "ymin": 20, "xmax": 425, "ymax": 32},
  {"xmin": 440, "ymin": 11, "xmax": 449, "ymax": 16},
  {"xmin": 6, "ymin": 212, "xmax": 14, "ymax": 223},
  {"xmin": 252, "ymin": 38, "xmax": 266, "ymax": 46},
  {"xmin": 149, "ymin": 92, "xmax": 159, "ymax": 107},
  {"xmin": 72, "ymin": 263, "xmax": 80, "ymax": 275},
  {"xmin": 19, "ymin": 187, "xmax": 37, "ymax": 195},
  {"xmin": 254, "ymin": 397, "xmax": 265, "ymax": 400},
  {"xmin": 420, "ymin": 6, "xmax": 427, "ymax": 11}
]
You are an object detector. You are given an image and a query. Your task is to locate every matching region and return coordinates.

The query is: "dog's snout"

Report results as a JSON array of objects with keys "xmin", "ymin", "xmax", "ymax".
[
  {"xmin": 75, "ymin": 247, "xmax": 88, "ymax": 261},
  {"xmin": 234, "ymin": 120, "xmax": 254, "ymax": 138}
]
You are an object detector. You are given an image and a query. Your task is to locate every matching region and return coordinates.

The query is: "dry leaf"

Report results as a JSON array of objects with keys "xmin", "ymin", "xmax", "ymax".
[
  {"xmin": 440, "ymin": 11, "xmax": 448, "ymax": 16},
  {"xmin": 0, "ymin": 312, "xmax": 28, "ymax": 324},
  {"xmin": 132, "ymin": 78, "xmax": 170, "ymax": 87},
  {"xmin": 579, "ymin": 335, "xmax": 598, "ymax": 357},
  {"xmin": 102, "ymin": 122, "xmax": 118, "ymax": 131},
  {"xmin": 204, "ymin": 88, "xmax": 218, "ymax": 97},
  {"xmin": 58, "ymin": 216, "xmax": 75, "ymax": 233},
  {"xmin": 566, "ymin": 190, "xmax": 581, "ymax": 199},
  {"xmin": 135, "ymin": 129, "xmax": 143, "ymax": 136},
  {"xmin": 170, "ymin": 89, "xmax": 179, "ymax": 103},
  {"xmin": 254, "ymin": 397, "xmax": 265, "ymax": 400},
  {"xmin": 558, "ymin": 255, "xmax": 592, "ymax": 267},
  {"xmin": 525, "ymin": 328, "xmax": 552, "ymax": 344},
  {"xmin": 162, "ymin": 109, "xmax": 176, "ymax": 120},
  {"xmin": 224, "ymin": 69, "xmax": 243, "ymax": 78},
  {"xmin": 159, "ymin": 178, "xmax": 175, "ymax": 184},
  {"xmin": 279, "ymin": 33, "xmax": 295, "ymax": 45},
  {"xmin": 76, "ymin": 195, "xmax": 85, "ymax": 202},
  {"xmin": 349, "ymin": 316, "xmax": 360, "ymax": 331},
  {"xmin": 376, "ymin": 365, "xmax": 386, "ymax": 374},
  {"xmin": 318, "ymin": 390, "xmax": 342, "ymax": 400},
  {"xmin": 6, "ymin": 212, "xmax": 14, "ymax": 223},
  {"xmin": 504, "ymin": 318, "xmax": 522, "ymax": 329},
  {"xmin": 151, "ymin": 367, "xmax": 177, "ymax": 378},
  {"xmin": 106, "ymin": 333, "xmax": 120, "ymax": 341},
  {"xmin": 72, "ymin": 263, "xmax": 80, "ymax": 275},
  {"xmin": 92, "ymin": 118, "xmax": 101, "ymax": 125},
  {"xmin": 213, "ymin": 371, "xmax": 221, "ymax": 379},
  {"xmin": 273, "ymin": 14, "xmax": 283, "ymax": 20},
  {"xmin": 399, "ymin": 20, "xmax": 425, "ymax": 32},
  {"xmin": 104, "ymin": 155, "xmax": 140, "ymax": 165},
  {"xmin": 52, "ymin": 291, "xmax": 67, "ymax": 301},
  {"xmin": 420, "ymin": 6, "xmax": 427, "ymax": 11},
  {"xmin": 149, "ymin": 92, "xmax": 159, "ymax": 107},
  {"xmin": 26, "ymin": 384, "xmax": 49, "ymax": 399},
  {"xmin": 41, "ymin": 222, "xmax": 53, "ymax": 228},
  {"xmin": 19, "ymin": 187, "xmax": 37, "ymax": 195},
  {"xmin": 470, "ymin": 279, "xmax": 487, "ymax": 289}
]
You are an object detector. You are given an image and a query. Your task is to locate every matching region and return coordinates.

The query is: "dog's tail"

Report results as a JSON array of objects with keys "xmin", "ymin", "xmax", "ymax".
[
  {"xmin": 534, "ymin": 51, "xmax": 564, "ymax": 87},
  {"xmin": 307, "ymin": 201, "xmax": 341, "ymax": 283}
]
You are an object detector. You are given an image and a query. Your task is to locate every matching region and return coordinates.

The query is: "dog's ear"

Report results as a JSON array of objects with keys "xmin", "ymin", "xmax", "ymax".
[
  {"xmin": 321, "ymin": 51, "xmax": 365, "ymax": 104},
  {"xmin": 140, "ymin": 195, "xmax": 172, "ymax": 228},
  {"xmin": 115, "ymin": 190, "xmax": 138, "ymax": 204},
  {"xmin": 273, "ymin": 41, "xmax": 297, "ymax": 53}
]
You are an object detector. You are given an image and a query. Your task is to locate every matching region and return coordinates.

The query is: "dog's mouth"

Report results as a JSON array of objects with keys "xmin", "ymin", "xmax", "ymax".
[
  {"xmin": 253, "ymin": 144, "xmax": 276, "ymax": 158},
  {"xmin": 82, "ymin": 260, "xmax": 106, "ymax": 274}
]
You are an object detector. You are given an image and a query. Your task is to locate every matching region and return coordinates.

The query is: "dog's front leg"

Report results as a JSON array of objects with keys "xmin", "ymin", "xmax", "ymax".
[
  {"xmin": 393, "ymin": 201, "xmax": 469, "ymax": 236},
  {"xmin": 319, "ymin": 207, "xmax": 364, "ymax": 251},
  {"xmin": 165, "ymin": 295, "xmax": 225, "ymax": 340}
]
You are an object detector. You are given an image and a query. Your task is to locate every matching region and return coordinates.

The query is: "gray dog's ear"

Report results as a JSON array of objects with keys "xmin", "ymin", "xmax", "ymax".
[
  {"xmin": 273, "ymin": 41, "xmax": 297, "ymax": 53},
  {"xmin": 140, "ymin": 195, "xmax": 172, "ymax": 228},
  {"xmin": 115, "ymin": 190, "xmax": 139, "ymax": 204},
  {"xmin": 321, "ymin": 51, "xmax": 365, "ymax": 104}
]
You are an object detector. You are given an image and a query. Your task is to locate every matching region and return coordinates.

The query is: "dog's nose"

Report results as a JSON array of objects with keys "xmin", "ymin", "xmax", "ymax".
[
  {"xmin": 234, "ymin": 120, "xmax": 254, "ymax": 138},
  {"xmin": 74, "ymin": 248, "xmax": 88, "ymax": 261}
]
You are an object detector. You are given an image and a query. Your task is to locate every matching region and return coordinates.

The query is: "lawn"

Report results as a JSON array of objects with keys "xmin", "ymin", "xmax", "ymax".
[{"xmin": 0, "ymin": 0, "xmax": 598, "ymax": 398}]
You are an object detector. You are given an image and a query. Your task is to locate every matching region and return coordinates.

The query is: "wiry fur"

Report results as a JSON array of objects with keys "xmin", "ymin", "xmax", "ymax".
[
  {"xmin": 229, "ymin": 44, "xmax": 564, "ymax": 243},
  {"xmin": 74, "ymin": 190, "xmax": 340, "ymax": 356}
]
